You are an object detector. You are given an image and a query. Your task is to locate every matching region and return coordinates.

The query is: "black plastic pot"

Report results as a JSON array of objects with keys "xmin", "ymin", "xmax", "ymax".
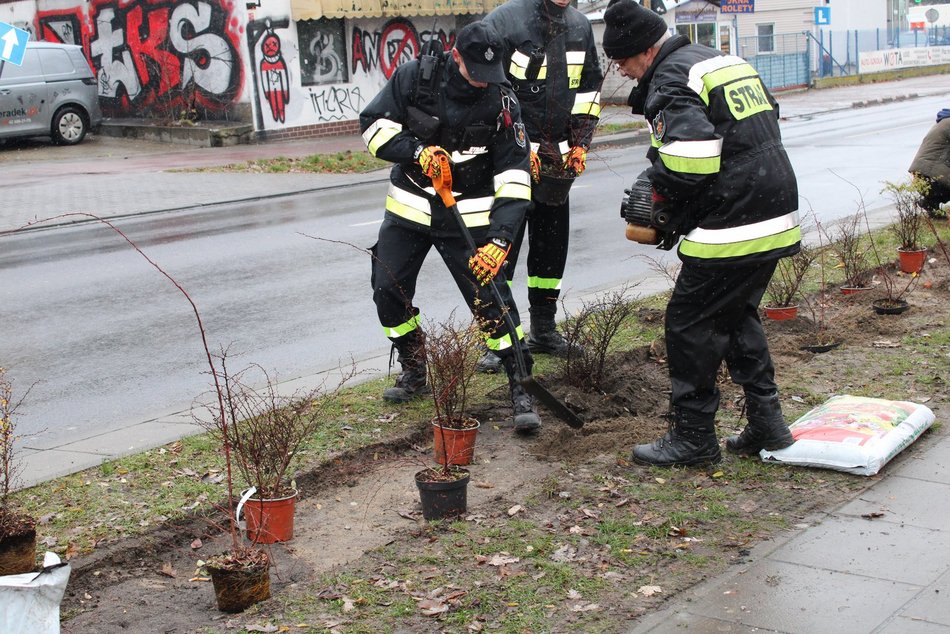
[
  {"xmin": 414, "ymin": 468, "xmax": 470, "ymax": 521},
  {"xmin": 534, "ymin": 172, "xmax": 574, "ymax": 205},
  {"xmin": 872, "ymin": 299, "xmax": 910, "ymax": 315}
]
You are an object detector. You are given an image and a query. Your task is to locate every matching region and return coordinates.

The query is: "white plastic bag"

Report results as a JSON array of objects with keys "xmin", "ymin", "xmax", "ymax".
[
  {"xmin": 761, "ymin": 394, "xmax": 935, "ymax": 476},
  {"xmin": 0, "ymin": 552, "xmax": 71, "ymax": 634}
]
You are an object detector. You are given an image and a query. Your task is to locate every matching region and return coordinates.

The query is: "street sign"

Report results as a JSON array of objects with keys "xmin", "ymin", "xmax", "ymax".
[
  {"xmin": 925, "ymin": 8, "xmax": 939, "ymax": 23},
  {"xmin": 814, "ymin": 6, "xmax": 831, "ymax": 26},
  {"xmin": 0, "ymin": 21, "xmax": 30, "ymax": 66},
  {"xmin": 721, "ymin": 0, "xmax": 754, "ymax": 14}
]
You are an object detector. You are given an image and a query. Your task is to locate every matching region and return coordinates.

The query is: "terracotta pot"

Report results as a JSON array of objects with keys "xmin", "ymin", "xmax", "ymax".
[
  {"xmin": 415, "ymin": 468, "xmax": 470, "ymax": 521},
  {"xmin": 534, "ymin": 172, "xmax": 575, "ymax": 205},
  {"xmin": 207, "ymin": 557, "xmax": 271, "ymax": 613},
  {"xmin": 764, "ymin": 305, "xmax": 798, "ymax": 320},
  {"xmin": 238, "ymin": 489, "xmax": 297, "ymax": 544},
  {"xmin": 433, "ymin": 418, "xmax": 480, "ymax": 466},
  {"xmin": 0, "ymin": 527, "xmax": 37, "ymax": 575},
  {"xmin": 897, "ymin": 248, "xmax": 926, "ymax": 274},
  {"xmin": 840, "ymin": 285, "xmax": 871, "ymax": 296},
  {"xmin": 872, "ymin": 298, "xmax": 910, "ymax": 315}
]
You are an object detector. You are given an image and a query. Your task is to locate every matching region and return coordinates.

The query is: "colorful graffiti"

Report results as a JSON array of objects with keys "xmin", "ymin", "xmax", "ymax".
[
  {"xmin": 351, "ymin": 18, "xmax": 455, "ymax": 79},
  {"xmin": 259, "ymin": 29, "xmax": 289, "ymax": 123},
  {"xmin": 298, "ymin": 18, "xmax": 347, "ymax": 87},
  {"xmin": 78, "ymin": 0, "xmax": 242, "ymax": 116}
]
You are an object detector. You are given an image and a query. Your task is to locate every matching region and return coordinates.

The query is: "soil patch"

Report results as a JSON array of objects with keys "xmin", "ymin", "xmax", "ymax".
[{"xmin": 60, "ymin": 251, "xmax": 950, "ymax": 633}]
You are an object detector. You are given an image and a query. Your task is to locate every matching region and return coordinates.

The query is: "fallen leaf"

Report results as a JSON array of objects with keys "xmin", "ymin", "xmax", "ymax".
[
  {"xmin": 65, "ymin": 542, "xmax": 80, "ymax": 560},
  {"xmin": 550, "ymin": 544, "xmax": 577, "ymax": 562},
  {"xmin": 474, "ymin": 481, "xmax": 495, "ymax": 489},
  {"xmin": 487, "ymin": 553, "xmax": 519, "ymax": 566},
  {"xmin": 654, "ymin": 477, "xmax": 666, "ymax": 484},
  {"xmin": 190, "ymin": 538, "xmax": 203, "ymax": 550},
  {"xmin": 861, "ymin": 511, "xmax": 885, "ymax": 520},
  {"xmin": 245, "ymin": 624, "xmax": 279, "ymax": 633},
  {"xmin": 872, "ymin": 340, "xmax": 900, "ymax": 348},
  {"xmin": 507, "ymin": 504, "xmax": 523, "ymax": 516},
  {"xmin": 570, "ymin": 603, "xmax": 601, "ymax": 612},
  {"xmin": 158, "ymin": 563, "xmax": 176, "ymax": 578},
  {"xmin": 189, "ymin": 576, "xmax": 211, "ymax": 582},
  {"xmin": 417, "ymin": 598, "xmax": 449, "ymax": 616},
  {"xmin": 613, "ymin": 498, "xmax": 629, "ymax": 507},
  {"xmin": 711, "ymin": 471, "xmax": 724, "ymax": 478},
  {"xmin": 638, "ymin": 585, "xmax": 663, "ymax": 597},
  {"xmin": 341, "ymin": 596, "xmax": 356, "ymax": 612},
  {"xmin": 567, "ymin": 589, "xmax": 582, "ymax": 599}
]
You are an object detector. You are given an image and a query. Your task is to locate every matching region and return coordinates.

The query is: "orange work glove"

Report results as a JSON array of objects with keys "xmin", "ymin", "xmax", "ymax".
[
  {"xmin": 417, "ymin": 145, "xmax": 449, "ymax": 179},
  {"xmin": 529, "ymin": 150, "xmax": 541, "ymax": 183},
  {"xmin": 565, "ymin": 146, "xmax": 587, "ymax": 176},
  {"xmin": 469, "ymin": 238, "xmax": 511, "ymax": 285}
]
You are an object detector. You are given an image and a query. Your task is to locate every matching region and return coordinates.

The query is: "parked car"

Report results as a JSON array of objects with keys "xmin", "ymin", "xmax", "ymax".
[{"xmin": 0, "ymin": 41, "xmax": 102, "ymax": 145}]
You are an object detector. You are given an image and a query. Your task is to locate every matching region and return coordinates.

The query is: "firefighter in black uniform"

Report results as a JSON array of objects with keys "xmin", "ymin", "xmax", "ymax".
[
  {"xmin": 603, "ymin": 0, "xmax": 800, "ymax": 467},
  {"xmin": 476, "ymin": 0, "xmax": 604, "ymax": 372},
  {"xmin": 360, "ymin": 21, "xmax": 541, "ymax": 432}
]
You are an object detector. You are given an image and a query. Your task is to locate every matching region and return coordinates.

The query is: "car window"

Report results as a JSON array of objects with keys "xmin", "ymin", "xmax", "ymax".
[
  {"xmin": 0, "ymin": 50, "xmax": 44, "ymax": 85},
  {"xmin": 38, "ymin": 48, "xmax": 75, "ymax": 77}
]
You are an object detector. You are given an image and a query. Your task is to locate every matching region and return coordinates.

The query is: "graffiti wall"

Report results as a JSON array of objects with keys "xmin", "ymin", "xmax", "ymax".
[
  {"xmin": 251, "ymin": 15, "xmax": 457, "ymax": 132},
  {"xmin": 7, "ymin": 0, "xmax": 463, "ymax": 131}
]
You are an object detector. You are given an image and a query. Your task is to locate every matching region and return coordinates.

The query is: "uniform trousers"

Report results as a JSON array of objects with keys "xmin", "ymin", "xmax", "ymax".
[
  {"xmin": 665, "ymin": 260, "xmax": 779, "ymax": 418},
  {"xmin": 372, "ymin": 214, "xmax": 524, "ymax": 352},
  {"xmin": 507, "ymin": 196, "xmax": 571, "ymax": 316}
]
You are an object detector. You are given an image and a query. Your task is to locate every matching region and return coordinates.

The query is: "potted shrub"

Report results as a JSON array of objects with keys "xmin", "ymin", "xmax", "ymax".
[
  {"xmin": 827, "ymin": 213, "xmax": 873, "ymax": 293},
  {"xmin": 413, "ymin": 313, "xmax": 480, "ymax": 520},
  {"xmin": 883, "ymin": 180, "xmax": 927, "ymax": 273},
  {"xmin": 423, "ymin": 315, "xmax": 483, "ymax": 467},
  {"xmin": 0, "ymin": 368, "xmax": 37, "ymax": 576},
  {"xmin": 764, "ymin": 243, "xmax": 817, "ymax": 320},
  {"xmin": 196, "ymin": 355, "xmax": 353, "ymax": 545}
]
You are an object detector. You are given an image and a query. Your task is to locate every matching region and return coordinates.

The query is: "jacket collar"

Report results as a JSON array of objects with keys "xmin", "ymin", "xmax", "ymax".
[{"xmin": 626, "ymin": 34, "xmax": 691, "ymax": 115}]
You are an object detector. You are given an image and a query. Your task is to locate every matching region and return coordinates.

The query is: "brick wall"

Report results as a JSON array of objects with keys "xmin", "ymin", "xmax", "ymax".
[{"xmin": 256, "ymin": 119, "xmax": 362, "ymax": 142}]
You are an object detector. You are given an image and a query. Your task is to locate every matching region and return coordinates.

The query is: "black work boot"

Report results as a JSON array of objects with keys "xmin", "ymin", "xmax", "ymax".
[
  {"xmin": 726, "ymin": 392, "xmax": 795, "ymax": 456},
  {"xmin": 475, "ymin": 346, "xmax": 503, "ymax": 374},
  {"xmin": 527, "ymin": 307, "xmax": 577, "ymax": 357},
  {"xmin": 502, "ymin": 352, "xmax": 541, "ymax": 433},
  {"xmin": 631, "ymin": 409, "xmax": 721, "ymax": 467},
  {"xmin": 382, "ymin": 332, "xmax": 428, "ymax": 404}
]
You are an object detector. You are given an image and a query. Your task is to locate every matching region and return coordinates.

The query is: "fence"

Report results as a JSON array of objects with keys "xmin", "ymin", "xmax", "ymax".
[
  {"xmin": 812, "ymin": 26, "xmax": 950, "ymax": 78},
  {"xmin": 738, "ymin": 32, "xmax": 810, "ymax": 90}
]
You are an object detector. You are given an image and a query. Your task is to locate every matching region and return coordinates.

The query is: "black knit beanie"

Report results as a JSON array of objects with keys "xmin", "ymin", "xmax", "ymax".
[{"xmin": 603, "ymin": 0, "xmax": 669, "ymax": 60}]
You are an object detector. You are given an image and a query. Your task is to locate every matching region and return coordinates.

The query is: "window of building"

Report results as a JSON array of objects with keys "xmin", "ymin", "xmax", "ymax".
[
  {"xmin": 675, "ymin": 22, "xmax": 718, "ymax": 49},
  {"xmin": 757, "ymin": 23, "xmax": 775, "ymax": 53}
]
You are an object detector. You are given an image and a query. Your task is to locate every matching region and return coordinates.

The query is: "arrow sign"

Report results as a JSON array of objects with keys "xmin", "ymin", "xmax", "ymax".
[{"xmin": 0, "ymin": 22, "xmax": 30, "ymax": 66}]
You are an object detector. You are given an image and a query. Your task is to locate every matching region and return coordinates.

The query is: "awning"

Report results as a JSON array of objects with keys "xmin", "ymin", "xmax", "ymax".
[{"xmin": 291, "ymin": 0, "xmax": 505, "ymax": 21}]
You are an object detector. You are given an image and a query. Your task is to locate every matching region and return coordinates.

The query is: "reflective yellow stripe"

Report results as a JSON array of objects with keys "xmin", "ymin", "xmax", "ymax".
[
  {"xmin": 363, "ymin": 119, "xmax": 402, "ymax": 156},
  {"xmin": 572, "ymin": 91, "xmax": 601, "ymax": 117},
  {"xmin": 457, "ymin": 196, "xmax": 493, "ymax": 227},
  {"xmin": 679, "ymin": 226, "xmax": 801, "ymax": 259},
  {"xmin": 486, "ymin": 324, "xmax": 525, "ymax": 351},
  {"xmin": 658, "ymin": 139, "xmax": 723, "ymax": 175},
  {"xmin": 509, "ymin": 50, "xmax": 530, "ymax": 80},
  {"xmin": 386, "ymin": 195, "xmax": 430, "ymax": 225},
  {"xmin": 527, "ymin": 276, "xmax": 561, "ymax": 290},
  {"xmin": 687, "ymin": 56, "xmax": 757, "ymax": 105},
  {"xmin": 382, "ymin": 312, "xmax": 421, "ymax": 338},
  {"xmin": 680, "ymin": 211, "xmax": 801, "ymax": 259},
  {"xmin": 651, "ymin": 134, "xmax": 662, "ymax": 148},
  {"xmin": 567, "ymin": 64, "xmax": 582, "ymax": 88},
  {"xmin": 494, "ymin": 169, "xmax": 531, "ymax": 200},
  {"xmin": 497, "ymin": 182, "xmax": 531, "ymax": 200}
]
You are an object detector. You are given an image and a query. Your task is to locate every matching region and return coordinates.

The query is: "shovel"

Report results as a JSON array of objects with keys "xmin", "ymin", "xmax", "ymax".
[{"xmin": 431, "ymin": 158, "xmax": 584, "ymax": 429}]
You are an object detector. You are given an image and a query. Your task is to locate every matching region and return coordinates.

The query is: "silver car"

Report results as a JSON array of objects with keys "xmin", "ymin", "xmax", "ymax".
[{"xmin": 0, "ymin": 41, "xmax": 103, "ymax": 145}]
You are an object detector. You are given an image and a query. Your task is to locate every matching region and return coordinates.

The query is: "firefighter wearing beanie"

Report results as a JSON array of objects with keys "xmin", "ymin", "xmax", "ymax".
[{"xmin": 604, "ymin": 0, "xmax": 801, "ymax": 467}]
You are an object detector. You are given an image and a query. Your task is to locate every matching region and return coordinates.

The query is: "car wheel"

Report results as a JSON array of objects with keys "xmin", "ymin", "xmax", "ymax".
[{"xmin": 51, "ymin": 106, "xmax": 88, "ymax": 145}]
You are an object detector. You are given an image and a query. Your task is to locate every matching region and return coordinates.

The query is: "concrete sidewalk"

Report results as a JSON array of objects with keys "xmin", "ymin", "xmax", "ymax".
[{"xmin": 3, "ymin": 74, "xmax": 950, "ymax": 634}]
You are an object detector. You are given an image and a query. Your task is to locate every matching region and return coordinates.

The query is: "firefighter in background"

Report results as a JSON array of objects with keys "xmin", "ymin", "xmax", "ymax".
[
  {"xmin": 260, "ymin": 30, "xmax": 289, "ymax": 123},
  {"xmin": 476, "ymin": 0, "xmax": 604, "ymax": 372},
  {"xmin": 604, "ymin": 0, "xmax": 800, "ymax": 467},
  {"xmin": 359, "ymin": 22, "xmax": 542, "ymax": 432}
]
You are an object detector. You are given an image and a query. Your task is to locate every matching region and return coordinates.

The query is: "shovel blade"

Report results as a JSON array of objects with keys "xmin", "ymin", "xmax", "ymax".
[{"xmin": 521, "ymin": 377, "xmax": 584, "ymax": 429}]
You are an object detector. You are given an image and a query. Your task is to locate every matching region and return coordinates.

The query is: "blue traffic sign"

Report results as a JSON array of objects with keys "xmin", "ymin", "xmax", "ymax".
[
  {"xmin": 0, "ymin": 21, "xmax": 30, "ymax": 66},
  {"xmin": 814, "ymin": 6, "xmax": 831, "ymax": 26}
]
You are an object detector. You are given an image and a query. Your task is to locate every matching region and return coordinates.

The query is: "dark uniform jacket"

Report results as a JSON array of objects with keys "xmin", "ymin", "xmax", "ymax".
[
  {"xmin": 360, "ymin": 55, "xmax": 532, "ymax": 243},
  {"xmin": 484, "ymin": 0, "xmax": 603, "ymax": 163},
  {"xmin": 629, "ymin": 35, "xmax": 801, "ymax": 265}
]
